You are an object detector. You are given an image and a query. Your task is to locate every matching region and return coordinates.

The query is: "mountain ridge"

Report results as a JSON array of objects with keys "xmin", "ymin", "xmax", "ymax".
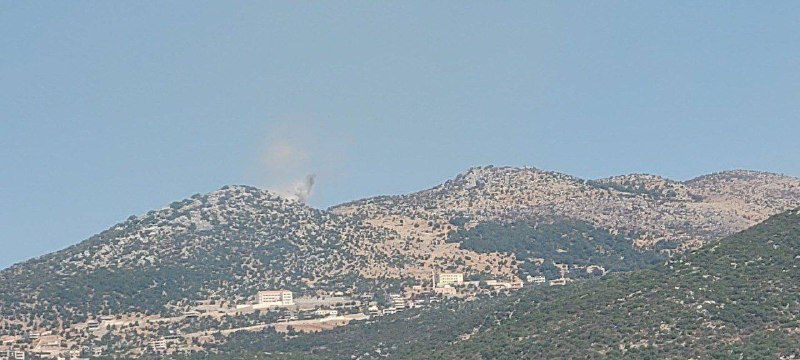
[
  {"xmin": 2, "ymin": 166, "xmax": 800, "ymax": 358},
  {"xmin": 331, "ymin": 167, "xmax": 800, "ymax": 210},
  {"xmin": 331, "ymin": 165, "xmax": 800, "ymax": 250}
]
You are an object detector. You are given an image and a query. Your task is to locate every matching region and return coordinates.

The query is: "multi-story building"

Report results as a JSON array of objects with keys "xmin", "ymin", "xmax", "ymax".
[
  {"xmin": 433, "ymin": 286, "xmax": 457, "ymax": 296},
  {"xmin": 382, "ymin": 307, "xmax": 397, "ymax": 315},
  {"xmin": 150, "ymin": 339, "xmax": 167, "ymax": 352},
  {"xmin": 390, "ymin": 294, "xmax": 405, "ymax": 310},
  {"xmin": 257, "ymin": 290, "xmax": 294, "ymax": 307},
  {"xmin": 0, "ymin": 350, "xmax": 26, "ymax": 360},
  {"xmin": 528, "ymin": 276, "xmax": 546, "ymax": 284},
  {"xmin": 436, "ymin": 272, "xmax": 464, "ymax": 287}
]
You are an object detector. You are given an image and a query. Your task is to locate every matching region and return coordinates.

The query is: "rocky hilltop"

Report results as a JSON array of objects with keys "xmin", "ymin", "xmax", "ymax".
[{"xmin": 333, "ymin": 166, "xmax": 800, "ymax": 251}]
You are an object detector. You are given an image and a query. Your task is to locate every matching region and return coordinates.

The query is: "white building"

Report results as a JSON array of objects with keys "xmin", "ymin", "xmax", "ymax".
[
  {"xmin": 485, "ymin": 280, "xmax": 524, "ymax": 289},
  {"xmin": 151, "ymin": 339, "xmax": 167, "ymax": 352},
  {"xmin": 390, "ymin": 294, "xmax": 406, "ymax": 310},
  {"xmin": 382, "ymin": 307, "xmax": 397, "ymax": 315},
  {"xmin": 313, "ymin": 309, "xmax": 338, "ymax": 317},
  {"xmin": 256, "ymin": 290, "xmax": 294, "ymax": 307},
  {"xmin": 433, "ymin": 286, "xmax": 457, "ymax": 296},
  {"xmin": 436, "ymin": 272, "xmax": 464, "ymax": 287},
  {"xmin": 1, "ymin": 350, "xmax": 26, "ymax": 360},
  {"xmin": 528, "ymin": 276, "xmax": 546, "ymax": 284}
]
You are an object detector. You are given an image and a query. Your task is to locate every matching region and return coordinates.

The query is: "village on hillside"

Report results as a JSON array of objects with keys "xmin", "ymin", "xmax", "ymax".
[{"xmin": 1, "ymin": 268, "xmax": 563, "ymax": 359}]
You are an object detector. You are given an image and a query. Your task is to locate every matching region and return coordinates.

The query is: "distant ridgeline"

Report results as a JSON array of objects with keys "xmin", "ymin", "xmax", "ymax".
[
  {"xmin": 445, "ymin": 219, "xmax": 676, "ymax": 280},
  {"xmin": 168, "ymin": 208, "xmax": 800, "ymax": 359}
]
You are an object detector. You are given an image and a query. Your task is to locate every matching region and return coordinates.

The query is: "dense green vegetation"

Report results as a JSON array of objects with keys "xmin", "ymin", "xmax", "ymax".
[
  {"xmin": 437, "ymin": 209, "xmax": 800, "ymax": 359},
  {"xmin": 178, "ymin": 208, "xmax": 800, "ymax": 359},
  {"xmin": 446, "ymin": 220, "xmax": 671, "ymax": 279}
]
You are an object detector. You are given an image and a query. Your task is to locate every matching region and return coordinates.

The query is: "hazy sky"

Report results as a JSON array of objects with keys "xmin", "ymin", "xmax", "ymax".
[{"xmin": 2, "ymin": 2, "xmax": 799, "ymax": 269}]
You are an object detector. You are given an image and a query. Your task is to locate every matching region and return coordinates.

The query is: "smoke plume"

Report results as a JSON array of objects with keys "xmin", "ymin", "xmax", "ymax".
[
  {"xmin": 288, "ymin": 174, "xmax": 316, "ymax": 204},
  {"xmin": 253, "ymin": 115, "xmax": 351, "ymax": 206}
]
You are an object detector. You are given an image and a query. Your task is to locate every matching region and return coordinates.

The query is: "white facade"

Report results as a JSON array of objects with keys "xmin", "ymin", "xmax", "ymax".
[
  {"xmin": 433, "ymin": 286, "xmax": 457, "ymax": 295},
  {"xmin": 1, "ymin": 350, "xmax": 26, "ymax": 360},
  {"xmin": 382, "ymin": 307, "xmax": 397, "ymax": 315},
  {"xmin": 437, "ymin": 273, "xmax": 464, "ymax": 286},
  {"xmin": 485, "ymin": 280, "xmax": 524, "ymax": 289},
  {"xmin": 257, "ymin": 290, "xmax": 294, "ymax": 307},
  {"xmin": 151, "ymin": 339, "xmax": 167, "ymax": 352},
  {"xmin": 313, "ymin": 309, "xmax": 338, "ymax": 317},
  {"xmin": 529, "ymin": 276, "xmax": 546, "ymax": 284},
  {"xmin": 390, "ymin": 294, "xmax": 406, "ymax": 309}
]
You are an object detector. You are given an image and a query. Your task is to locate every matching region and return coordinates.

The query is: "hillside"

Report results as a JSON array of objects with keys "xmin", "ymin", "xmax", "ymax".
[
  {"xmin": 189, "ymin": 207, "xmax": 800, "ymax": 359},
  {"xmin": 2, "ymin": 166, "xmax": 799, "ymax": 357},
  {"xmin": 0, "ymin": 186, "xmax": 401, "ymax": 330},
  {"xmin": 436, "ymin": 207, "xmax": 800, "ymax": 358}
]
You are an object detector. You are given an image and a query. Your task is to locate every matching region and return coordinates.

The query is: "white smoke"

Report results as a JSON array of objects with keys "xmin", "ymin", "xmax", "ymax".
[
  {"xmin": 286, "ymin": 174, "xmax": 316, "ymax": 204},
  {"xmin": 258, "ymin": 137, "xmax": 317, "ymax": 203},
  {"xmin": 253, "ymin": 116, "xmax": 351, "ymax": 206}
]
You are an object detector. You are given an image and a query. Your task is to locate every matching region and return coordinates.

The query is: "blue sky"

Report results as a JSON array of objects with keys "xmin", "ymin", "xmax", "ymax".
[{"xmin": 2, "ymin": 2, "xmax": 799, "ymax": 268}]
